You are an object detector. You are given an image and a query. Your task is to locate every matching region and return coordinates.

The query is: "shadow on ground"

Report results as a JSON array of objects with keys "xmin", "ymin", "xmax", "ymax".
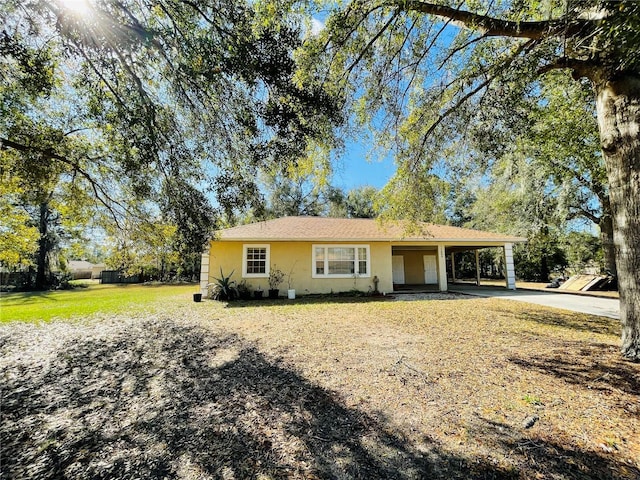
[
  {"xmin": 1, "ymin": 318, "xmax": 638, "ymax": 479},
  {"xmin": 505, "ymin": 307, "xmax": 621, "ymax": 336},
  {"xmin": 464, "ymin": 414, "xmax": 639, "ymax": 479},
  {"xmin": 510, "ymin": 342, "xmax": 640, "ymax": 400}
]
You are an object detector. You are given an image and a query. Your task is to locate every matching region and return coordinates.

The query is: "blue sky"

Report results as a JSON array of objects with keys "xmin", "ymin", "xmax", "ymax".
[
  {"xmin": 332, "ymin": 142, "xmax": 396, "ymax": 190},
  {"xmin": 306, "ymin": 15, "xmax": 399, "ymax": 192}
]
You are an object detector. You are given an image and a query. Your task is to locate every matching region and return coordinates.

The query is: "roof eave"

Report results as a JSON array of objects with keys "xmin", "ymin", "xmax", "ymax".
[{"xmin": 215, "ymin": 236, "xmax": 527, "ymax": 243}]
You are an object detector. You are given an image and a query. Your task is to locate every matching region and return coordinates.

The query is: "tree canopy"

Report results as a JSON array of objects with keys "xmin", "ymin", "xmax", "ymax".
[
  {"xmin": 298, "ymin": 0, "xmax": 640, "ymax": 360},
  {"xmin": 1, "ymin": 0, "xmax": 342, "ymax": 285},
  {"xmin": 4, "ymin": 0, "xmax": 640, "ymax": 360}
]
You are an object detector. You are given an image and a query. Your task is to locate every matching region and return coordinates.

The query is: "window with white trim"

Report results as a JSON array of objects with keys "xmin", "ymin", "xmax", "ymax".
[
  {"xmin": 243, "ymin": 244, "xmax": 270, "ymax": 277},
  {"xmin": 312, "ymin": 245, "xmax": 370, "ymax": 278}
]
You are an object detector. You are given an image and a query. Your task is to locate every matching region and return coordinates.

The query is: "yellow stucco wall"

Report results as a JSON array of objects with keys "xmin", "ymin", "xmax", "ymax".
[
  {"xmin": 208, "ymin": 241, "xmax": 394, "ymax": 295},
  {"xmin": 392, "ymin": 250, "xmax": 424, "ymax": 284},
  {"xmin": 391, "ymin": 249, "xmax": 439, "ymax": 284}
]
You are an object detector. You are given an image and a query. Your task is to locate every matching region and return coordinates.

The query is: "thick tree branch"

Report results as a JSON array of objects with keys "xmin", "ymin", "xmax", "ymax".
[
  {"xmin": 2, "ymin": 137, "xmax": 65, "ymax": 160},
  {"xmin": 1, "ymin": 137, "xmax": 126, "ymax": 226},
  {"xmin": 575, "ymin": 206, "xmax": 600, "ymax": 225},
  {"xmin": 391, "ymin": 1, "xmax": 584, "ymax": 39},
  {"xmin": 537, "ymin": 57, "xmax": 601, "ymax": 80}
]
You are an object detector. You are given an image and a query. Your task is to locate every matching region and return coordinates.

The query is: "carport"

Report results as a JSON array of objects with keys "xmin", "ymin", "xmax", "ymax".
[
  {"xmin": 391, "ymin": 240, "xmax": 523, "ymax": 293},
  {"xmin": 447, "ymin": 245, "xmax": 515, "ymax": 289}
]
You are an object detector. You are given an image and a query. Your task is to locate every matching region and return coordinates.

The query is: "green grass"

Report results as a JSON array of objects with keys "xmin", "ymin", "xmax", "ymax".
[{"xmin": 0, "ymin": 283, "xmax": 197, "ymax": 323}]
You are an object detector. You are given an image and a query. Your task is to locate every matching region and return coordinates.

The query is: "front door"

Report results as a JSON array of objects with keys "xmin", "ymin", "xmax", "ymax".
[
  {"xmin": 423, "ymin": 255, "xmax": 438, "ymax": 284},
  {"xmin": 392, "ymin": 255, "xmax": 405, "ymax": 284}
]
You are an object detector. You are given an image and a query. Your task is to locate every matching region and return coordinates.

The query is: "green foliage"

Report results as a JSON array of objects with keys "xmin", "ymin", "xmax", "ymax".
[
  {"xmin": 563, "ymin": 231, "xmax": 603, "ymax": 274},
  {"xmin": 297, "ymin": 1, "xmax": 615, "ymax": 236},
  {"xmin": 2, "ymin": 0, "xmax": 342, "ymax": 288},
  {"xmin": 263, "ymin": 170, "xmax": 325, "ymax": 218},
  {"xmin": 522, "ymin": 394, "xmax": 542, "ymax": 406},
  {"xmin": 209, "ymin": 268, "xmax": 238, "ymax": 301},
  {"xmin": 513, "ymin": 234, "xmax": 568, "ymax": 282},
  {"xmin": 260, "ymin": 167, "xmax": 381, "ymax": 220},
  {"xmin": 299, "ymin": 0, "xmax": 638, "ymax": 357},
  {"xmin": 375, "ymin": 165, "xmax": 450, "ymax": 224},
  {"xmin": 0, "ymin": 175, "xmax": 38, "ymax": 268},
  {"xmin": 0, "ymin": 283, "xmax": 195, "ymax": 323},
  {"xmin": 268, "ymin": 266, "xmax": 285, "ymax": 290},
  {"xmin": 469, "ymin": 71, "xmax": 607, "ymax": 231},
  {"xmin": 236, "ymin": 280, "xmax": 252, "ymax": 300},
  {"xmin": 104, "ymin": 215, "xmax": 183, "ymax": 280},
  {"xmin": 345, "ymin": 186, "xmax": 378, "ymax": 218}
]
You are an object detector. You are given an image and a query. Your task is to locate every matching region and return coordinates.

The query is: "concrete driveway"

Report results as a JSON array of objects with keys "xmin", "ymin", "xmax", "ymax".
[{"xmin": 449, "ymin": 285, "xmax": 620, "ymax": 319}]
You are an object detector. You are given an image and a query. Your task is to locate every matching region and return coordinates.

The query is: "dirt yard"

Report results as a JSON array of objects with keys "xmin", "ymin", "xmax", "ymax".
[{"xmin": 1, "ymin": 293, "xmax": 638, "ymax": 479}]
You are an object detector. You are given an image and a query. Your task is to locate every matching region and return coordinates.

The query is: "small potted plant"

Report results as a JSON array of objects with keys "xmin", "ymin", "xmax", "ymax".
[
  {"xmin": 193, "ymin": 289, "xmax": 203, "ymax": 302},
  {"xmin": 268, "ymin": 266, "xmax": 285, "ymax": 299},
  {"xmin": 237, "ymin": 280, "xmax": 252, "ymax": 300},
  {"xmin": 286, "ymin": 261, "xmax": 297, "ymax": 299},
  {"xmin": 254, "ymin": 286, "xmax": 264, "ymax": 299}
]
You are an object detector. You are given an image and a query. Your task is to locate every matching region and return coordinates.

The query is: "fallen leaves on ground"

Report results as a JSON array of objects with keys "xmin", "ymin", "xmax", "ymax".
[{"xmin": 1, "ymin": 293, "xmax": 638, "ymax": 479}]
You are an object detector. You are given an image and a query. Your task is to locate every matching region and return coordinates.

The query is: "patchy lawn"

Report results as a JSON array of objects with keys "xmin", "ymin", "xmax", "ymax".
[{"xmin": 1, "ymin": 293, "xmax": 638, "ymax": 479}]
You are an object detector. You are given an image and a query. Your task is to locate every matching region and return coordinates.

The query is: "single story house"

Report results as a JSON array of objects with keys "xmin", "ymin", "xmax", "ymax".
[
  {"xmin": 67, "ymin": 260, "xmax": 106, "ymax": 280},
  {"xmin": 200, "ymin": 216, "xmax": 526, "ymax": 296}
]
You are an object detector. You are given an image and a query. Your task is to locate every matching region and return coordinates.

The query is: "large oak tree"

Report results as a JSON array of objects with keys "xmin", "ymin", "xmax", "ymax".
[
  {"xmin": 301, "ymin": 0, "xmax": 640, "ymax": 360},
  {"xmin": 1, "ymin": 0, "xmax": 341, "ymax": 286}
]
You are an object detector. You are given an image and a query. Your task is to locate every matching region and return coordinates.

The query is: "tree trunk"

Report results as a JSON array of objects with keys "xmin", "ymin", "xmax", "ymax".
[
  {"xmin": 35, "ymin": 201, "xmax": 51, "ymax": 290},
  {"xmin": 540, "ymin": 254, "xmax": 549, "ymax": 283},
  {"xmin": 595, "ymin": 73, "xmax": 640, "ymax": 361},
  {"xmin": 599, "ymin": 210, "xmax": 617, "ymax": 278}
]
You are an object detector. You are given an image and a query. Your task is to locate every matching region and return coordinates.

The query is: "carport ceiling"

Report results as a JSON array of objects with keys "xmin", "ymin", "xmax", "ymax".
[{"xmin": 446, "ymin": 246, "xmax": 503, "ymax": 253}]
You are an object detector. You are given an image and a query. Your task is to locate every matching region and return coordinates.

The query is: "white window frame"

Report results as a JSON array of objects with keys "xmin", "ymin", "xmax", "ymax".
[
  {"xmin": 242, "ymin": 244, "xmax": 270, "ymax": 278},
  {"xmin": 312, "ymin": 244, "xmax": 371, "ymax": 279}
]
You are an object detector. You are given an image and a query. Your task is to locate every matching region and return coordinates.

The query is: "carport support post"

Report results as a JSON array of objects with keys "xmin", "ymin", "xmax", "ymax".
[
  {"xmin": 475, "ymin": 249, "xmax": 481, "ymax": 286},
  {"xmin": 450, "ymin": 252, "xmax": 456, "ymax": 283},
  {"xmin": 504, "ymin": 243, "xmax": 516, "ymax": 290},
  {"xmin": 437, "ymin": 244, "xmax": 448, "ymax": 292}
]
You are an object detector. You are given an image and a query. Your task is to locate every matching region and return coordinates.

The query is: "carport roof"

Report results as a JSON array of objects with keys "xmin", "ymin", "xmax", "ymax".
[{"xmin": 216, "ymin": 216, "xmax": 526, "ymax": 243}]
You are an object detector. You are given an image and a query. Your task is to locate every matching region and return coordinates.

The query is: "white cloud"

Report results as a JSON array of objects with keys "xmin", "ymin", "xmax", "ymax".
[{"xmin": 310, "ymin": 17, "xmax": 325, "ymax": 36}]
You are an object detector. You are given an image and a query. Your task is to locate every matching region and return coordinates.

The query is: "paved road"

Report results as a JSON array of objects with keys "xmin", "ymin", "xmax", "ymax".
[{"xmin": 449, "ymin": 285, "xmax": 620, "ymax": 319}]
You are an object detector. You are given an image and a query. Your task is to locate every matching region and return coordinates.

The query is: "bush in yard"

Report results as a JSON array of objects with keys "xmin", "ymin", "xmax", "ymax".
[
  {"xmin": 268, "ymin": 267, "xmax": 285, "ymax": 290},
  {"xmin": 208, "ymin": 269, "xmax": 238, "ymax": 301}
]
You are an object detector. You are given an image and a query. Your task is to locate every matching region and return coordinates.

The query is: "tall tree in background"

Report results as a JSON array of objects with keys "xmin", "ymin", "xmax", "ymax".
[
  {"xmin": 0, "ymin": 174, "xmax": 39, "ymax": 278},
  {"xmin": 0, "ymin": 112, "xmax": 98, "ymax": 287},
  {"xmin": 263, "ymin": 171, "xmax": 327, "ymax": 217},
  {"xmin": 300, "ymin": 0, "xmax": 640, "ymax": 359},
  {"xmin": 470, "ymin": 71, "xmax": 613, "ymax": 275},
  {"xmin": 345, "ymin": 185, "xmax": 378, "ymax": 218},
  {"xmin": 262, "ymin": 171, "xmax": 381, "ymax": 219},
  {"xmin": 463, "ymin": 159, "xmax": 569, "ymax": 282}
]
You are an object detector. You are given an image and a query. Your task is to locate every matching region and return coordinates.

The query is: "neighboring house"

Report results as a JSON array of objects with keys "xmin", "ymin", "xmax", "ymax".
[
  {"xmin": 67, "ymin": 261, "xmax": 106, "ymax": 280},
  {"xmin": 200, "ymin": 216, "xmax": 526, "ymax": 296},
  {"xmin": 91, "ymin": 263, "xmax": 107, "ymax": 280}
]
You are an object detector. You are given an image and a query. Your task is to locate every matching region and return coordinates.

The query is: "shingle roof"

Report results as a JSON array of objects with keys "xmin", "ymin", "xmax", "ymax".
[{"xmin": 216, "ymin": 216, "xmax": 526, "ymax": 243}]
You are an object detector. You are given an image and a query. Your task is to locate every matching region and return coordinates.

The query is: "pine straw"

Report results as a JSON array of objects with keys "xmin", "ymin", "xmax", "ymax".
[{"xmin": 1, "ymin": 293, "xmax": 638, "ymax": 479}]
